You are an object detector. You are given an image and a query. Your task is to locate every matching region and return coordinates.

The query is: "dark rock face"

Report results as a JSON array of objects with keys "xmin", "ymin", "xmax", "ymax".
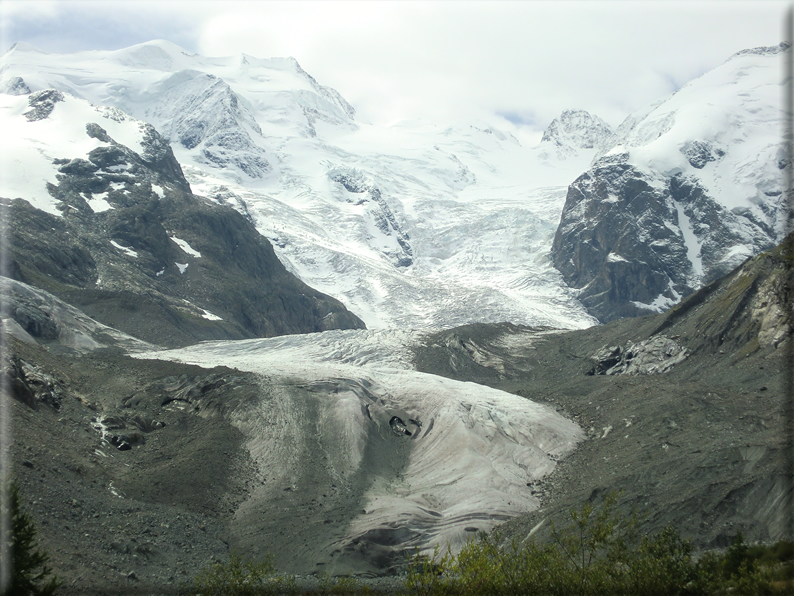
[
  {"xmin": 23, "ymin": 89, "xmax": 64, "ymax": 121},
  {"xmin": 551, "ymin": 163, "xmax": 781, "ymax": 323},
  {"xmin": 7, "ymin": 301, "xmax": 60, "ymax": 340},
  {"xmin": 551, "ymin": 164, "xmax": 689, "ymax": 322},
  {"xmin": 2, "ymin": 353, "xmax": 63, "ymax": 410},
  {"xmin": 3, "ymin": 111, "xmax": 364, "ymax": 347}
]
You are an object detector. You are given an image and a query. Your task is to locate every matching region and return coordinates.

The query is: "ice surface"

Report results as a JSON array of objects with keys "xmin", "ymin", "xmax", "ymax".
[
  {"xmin": 86, "ymin": 192, "xmax": 114, "ymax": 213},
  {"xmin": 134, "ymin": 328, "xmax": 583, "ymax": 554},
  {"xmin": 674, "ymin": 200, "xmax": 704, "ymax": 282},
  {"xmin": 109, "ymin": 240, "xmax": 138, "ymax": 258},
  {"xmin": 0, "ymin": 41, "xmax": 599, "ymax": 331}
]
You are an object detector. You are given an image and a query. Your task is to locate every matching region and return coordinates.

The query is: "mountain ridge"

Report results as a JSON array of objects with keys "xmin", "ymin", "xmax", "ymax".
[
  {"xmin": 1, "ymin": 89, "xmax": 365, "ymax": 346},
  {"xmin": 552, "ymin": 42, "xmax": 788, "ymax": 322}
]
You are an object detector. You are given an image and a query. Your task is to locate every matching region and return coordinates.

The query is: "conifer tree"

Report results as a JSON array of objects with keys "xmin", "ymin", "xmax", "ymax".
[{"xmin": 1, "ymin": 480, "xmax": 60, "ymax": 596}]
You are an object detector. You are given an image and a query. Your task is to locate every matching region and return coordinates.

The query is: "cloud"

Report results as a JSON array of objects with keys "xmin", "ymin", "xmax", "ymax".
[
  {"xmin": 1, "ymin": 0, "xmax": 787, "ymax": 134},
  {"xmin": 0, "ymin": 1, "xmax": 201, "ymax": 54},
  {"xmin": 192, "ymin": 0, "xmax": 788, "ymax": 129}
]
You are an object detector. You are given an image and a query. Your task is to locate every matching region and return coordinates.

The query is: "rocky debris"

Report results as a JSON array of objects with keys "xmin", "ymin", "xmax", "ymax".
[
  {"xmin": 388, "ymin": 416, "xmax": 412, "ymax": 437},
  {"xmin": 1, "ymin": 353, "xmax": 64, "ymax": 410},
  {"xmin": 588, "ymin": 335, "xmax": 687, "ymax": 375},
  {"xmin": 23, "ymin": 89, "xmax": 64, "ymax": 121},
  {"xmin": 7, "ymin": 338, "xmax": 260, "ymax": 592},
  {"xmin": 415, "ymin": 235, "xmax": 793, "ymax": 551}
]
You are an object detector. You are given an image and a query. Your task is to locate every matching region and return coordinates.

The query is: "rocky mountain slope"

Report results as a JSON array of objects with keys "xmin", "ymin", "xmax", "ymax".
[
  {"xmin": 1, "ymin": 89, "xmax": 364, "ymax": 347},
  {"xmin": 415, "ymin": 232, "xmax": 793, "ymax": 550},
  {"xmin": 552, "ymin": 43, "xmax": 789, "ymax": 322},
  {"xmin": 1, "ymin": 37, "xmax": 791, "ymax": 594},
  {"xmin": 4, "ymin": 298, "xmax": 582, "ymax": 590}
]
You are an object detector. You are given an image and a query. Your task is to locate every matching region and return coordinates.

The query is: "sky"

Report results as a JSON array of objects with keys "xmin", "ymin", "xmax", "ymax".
[{"xmin": 0, "ymin": 1, "xmax": 789, "ymax": 141}]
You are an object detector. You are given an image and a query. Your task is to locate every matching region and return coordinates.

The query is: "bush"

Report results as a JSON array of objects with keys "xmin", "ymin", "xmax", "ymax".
[
  {"xmin": 1, "ymin": 479, "xmax": 61, "ymax": 596},
  {"xmin": 186, "ymin": 554, "xmax": 380, "ymax": 595},
  {"xmin": 185, "ymin": 551, "xmax": 293, "ymax": 596},
  {"xmin": 402, "ymin": 492, "xmax": 792, "ymax": 595}
]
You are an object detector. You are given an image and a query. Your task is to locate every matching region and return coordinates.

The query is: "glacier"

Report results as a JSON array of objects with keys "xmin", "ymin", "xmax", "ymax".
[
  {"xmin": 0, "ymin": 38, "xmax": 787, "ymax": 572},
  {"xmin": 0, "ymin": 39, "xmax": 602, "ymax": 330},
  {"xmin": 132, "ymin": 329, "xmax": 583, "ymax": 570}
]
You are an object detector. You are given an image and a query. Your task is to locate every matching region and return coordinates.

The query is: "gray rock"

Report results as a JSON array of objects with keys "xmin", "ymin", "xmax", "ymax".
[
  {"xmin": 24, "ymin": 89, "xmax": 64, "ymax": 121},
  {"xmin": 680, "ymin": 140, "xmax": 725, "ymax": 169},
  {"xmin": 2, "ymin": 76, "xmax": 31, "ymax": 96},
  {"xmin": 589, "ymin": 335, "xmax": 688, "ymax": 375},
  {"xmin": 551, "ymin": 163, "xmax": 782, "ymax": 323},
  {"xmin": 85, "ymin": 123, "xmax": 111, "ymax": 142}
]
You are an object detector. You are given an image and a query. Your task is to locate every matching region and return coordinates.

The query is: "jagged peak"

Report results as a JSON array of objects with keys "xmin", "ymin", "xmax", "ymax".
[{"xmin": 541, "ymin": 109, "xmax": 613, "ymax": 151}]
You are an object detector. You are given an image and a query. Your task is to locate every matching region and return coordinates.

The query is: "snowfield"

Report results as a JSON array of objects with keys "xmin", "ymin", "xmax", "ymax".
[{"xmin": 0, "ymin": 40, "xmax": 600, "ymax": 331}]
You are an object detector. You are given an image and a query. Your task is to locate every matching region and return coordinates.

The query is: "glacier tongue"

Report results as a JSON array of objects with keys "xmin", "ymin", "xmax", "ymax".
[{"xmin": 133, "ymin": 329, "xmax": 583, "ymax": 566}]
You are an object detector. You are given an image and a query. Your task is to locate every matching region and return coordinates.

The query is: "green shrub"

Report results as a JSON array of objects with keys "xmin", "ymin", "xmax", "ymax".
[
  {"xmin": 185, "ymin": 551, "xmax": 293, "ymax": 596},
  {"xmin": 314, "ymin": 573, "xmax": 374, "ymax": 595},
  {"xmin": 402, "ymin": 492, "xmax": 792, "ymax": 595}
]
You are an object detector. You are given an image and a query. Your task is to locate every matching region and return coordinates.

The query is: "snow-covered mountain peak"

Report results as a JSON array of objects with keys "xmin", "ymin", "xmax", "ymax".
[
  {"xmin": 3, "ymin": 40, "xmax": 784, "ymax": 329},
  {"xmin": 539, "ymin": 109, "xmax": 613, "ymax": 159},
  {"xmin": 2, "ymin": 41, "xmax": 48, "ymax": 57},
  {"xmin": 109, "ymin": 39, "xmax": 196, "ymax": 70},
  {"xmin": 0, "ymin": 42, "xmax": 357, "ymax": 141},
  {"xmin": 594, "ymin": 42, "xmax": 786, "ymax": 216},
  {"xmin": 552, "ymin": 43, "xmax": 788, "ymax": 322}
]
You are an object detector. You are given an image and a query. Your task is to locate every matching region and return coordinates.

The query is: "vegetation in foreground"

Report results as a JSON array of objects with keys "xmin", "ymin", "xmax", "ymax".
[
  {"xmin": 186, "ymin": 492, "xmax": 793, "ymax": 595},
  {"xmin": 4, "ymin": 480, "xmax": 791, "ymax": 595},
  {"xmin": 0, "ymin": 479, "xmax": 61, "ymax": 596}
]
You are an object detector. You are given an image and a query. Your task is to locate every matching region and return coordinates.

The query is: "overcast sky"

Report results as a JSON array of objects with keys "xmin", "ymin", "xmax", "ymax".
[{"xmin": 0, "ymin": 1, "xmax": 789, "ymax": 140}]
